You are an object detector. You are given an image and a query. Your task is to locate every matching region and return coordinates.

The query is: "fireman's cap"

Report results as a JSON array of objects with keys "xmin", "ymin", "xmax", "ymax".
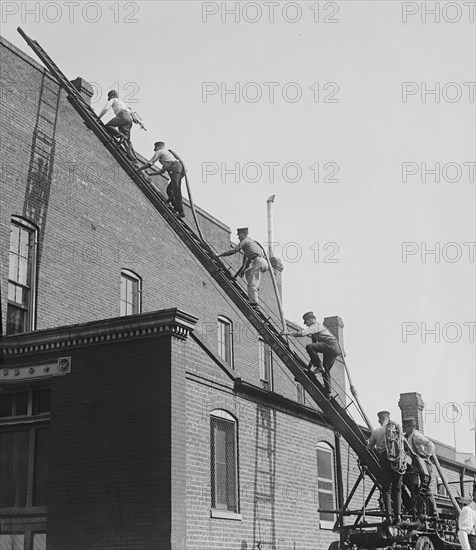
[
  {"xmin": 237, "ymin": 228, "xmax": 249, "ymax": 235},
  {"xmin": 377, "ymin": 411, "xmax": 390, "ymax": 420},
  {"xmin": 107, "ymin": 90, "xmax": 118, "ymax": 99}
]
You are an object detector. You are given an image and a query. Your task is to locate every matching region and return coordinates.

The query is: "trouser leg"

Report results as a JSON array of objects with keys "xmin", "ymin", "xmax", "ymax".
[
  {"xmin": 245, "ymin": 258, "xmax": 264, "ymax": 303},
  {"xmin": 379, "ymin": 453, "xmax": 393, "ymax": 520},
  {"xmin": 170, "ymin": 165, "xmax": 184, "ymax": 214},
  {"xmin": 305, "ymin": 341, "xmax": 339, "ymax": 395},
  {"xmin": 391, "ymin": 470, "xmax": 403, "ymax": 518}
]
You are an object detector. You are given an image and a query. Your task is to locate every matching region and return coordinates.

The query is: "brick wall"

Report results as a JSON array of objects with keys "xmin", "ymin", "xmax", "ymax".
[
  {"xmin": 0, "ymin": 36, "xmax": 346, "ymax": 404},
  {"xmin": 186, "ymin": 337, "xmax": 340, "ymax": 549},
  {"xmin": 43, "ymin": 336, "xmax": 177, "ymax": 549}
]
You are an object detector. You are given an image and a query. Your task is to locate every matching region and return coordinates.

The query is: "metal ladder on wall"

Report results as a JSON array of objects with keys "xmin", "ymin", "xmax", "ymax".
[{"xmin": 18, "ymin": 27, "xmax": 383, "ymax": 489}]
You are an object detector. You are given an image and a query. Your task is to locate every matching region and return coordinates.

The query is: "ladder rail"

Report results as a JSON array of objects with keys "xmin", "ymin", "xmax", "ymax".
[{"xmin": 18, "ymin": 27, "xmax": 383, "ymax": 488}]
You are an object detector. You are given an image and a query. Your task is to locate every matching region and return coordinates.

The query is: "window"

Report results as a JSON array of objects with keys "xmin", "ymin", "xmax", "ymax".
[
  {"xmin": 0, "ymin": 388, "xmax": 51, "ymax": 510},
  {"xmin": 259, "ymin": 340, "xmax": 273, "ymax": 391},
  {"xmin": 210, "ymin": 410, "xmax": 238, "ymax": 514},
  {"xmin": 217, "ymin": 317, "xmax": 233, "ymax": 367},
  {"xmin": 7, "ymin": 217, "xmax": 38, "ymax": 334},
  {"xmin": 316, "ymin": 442, "xmax": 336, "ymax": 528},
  {"xmin": 0, "ymin": 534, "xmax": 24, "ymax": 549},
  {"xmin": 296, "ymin": 382, "xmax": 306, "ymax": 404},
  {"xmin": 120, "ymin": 269, "xmax": 142, "ymax": 316}
]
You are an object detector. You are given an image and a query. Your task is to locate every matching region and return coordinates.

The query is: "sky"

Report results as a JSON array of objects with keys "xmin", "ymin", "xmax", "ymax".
[{"xmin": 1, "ymin": 1, "xmax": 475, "ymax": 453}]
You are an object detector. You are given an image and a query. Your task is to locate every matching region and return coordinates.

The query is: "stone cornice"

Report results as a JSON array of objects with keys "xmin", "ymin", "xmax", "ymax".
[{"xmin": 0, "ymin": 309, "xmax": 198, "ymax": 358}]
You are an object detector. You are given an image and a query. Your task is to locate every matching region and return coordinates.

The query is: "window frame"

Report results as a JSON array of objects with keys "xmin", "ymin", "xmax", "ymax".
[
  {"xmin": 209, "ymin": 409, "xmax": 241, "ymax": 520},
  {"xmin": 296, "ymin": 381, "xmax": 306, "ymax": 404},
  {"xmin": 0, "ymin": 387, "xmax": 50, "ymax": 515},
  {"xmin": 7, "ymin": 217, "xmax": 38, "ymax": 335},
  {"xmin": 316, "ymin": 441, "xmax": 337, "ymax": 529},
  {"xmin": 258, "ymin": 339, "xmax": 273, "ymax": 391},
  {"xmin": 120, "ymin": 269, "xmax": 142, "ymax": 316},
  {"xmin": 217, "ymin": 316, "xmax": 234, "ymax": 368}
]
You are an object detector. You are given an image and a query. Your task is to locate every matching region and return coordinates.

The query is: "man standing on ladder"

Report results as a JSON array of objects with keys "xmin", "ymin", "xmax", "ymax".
[
  {"xmin": 281, "ymin": 312, "xmax": 340, "ymax": 398},
  {"xmin": 97, "ymin": 90, "xmax": 135, "ymax": 159},
  {"xmin": 215, "ymin": 228, "xmax": 268, "ymax": 307},
  {"xmin": 138, "ymin": 141, "xmax": 185, "ymax": 218},
  {"xmin": 402, "ymin": 417, "xmax": 439, "ymax": 519},
  {"xmin": 367, "ymin": 411, "xmax": 403, "ymax": 524}
]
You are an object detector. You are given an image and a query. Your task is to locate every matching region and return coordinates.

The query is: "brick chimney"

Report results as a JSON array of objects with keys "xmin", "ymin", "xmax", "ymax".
[
  {"xmin": 398, "ymin": 392, "xmax": 425, "ymax": 432},
  {"xmin": 71, "ymin": 77, "xmax": 94, "ymax": 105},
  {"xmin": 323, "ymin": 316, "xmax": 345, "ymax": 406},
  {"xmin": 324, "ymin": 316, "xmax": 344, "ymax": 351}
]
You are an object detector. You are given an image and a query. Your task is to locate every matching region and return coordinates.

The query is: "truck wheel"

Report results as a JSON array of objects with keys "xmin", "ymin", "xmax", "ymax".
[{"xmin": 328, "ymin": 542, "xmax": 341, "ymax": 550}]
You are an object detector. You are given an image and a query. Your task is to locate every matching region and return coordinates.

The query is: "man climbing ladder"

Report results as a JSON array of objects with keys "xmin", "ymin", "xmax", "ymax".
[
  {"xmin": 215, "ymin": 228, "xmax": 268, "ymax": 307},
  {"xmin": 138, "ymin": 141, "xmax": 185, "ymax": 218}
]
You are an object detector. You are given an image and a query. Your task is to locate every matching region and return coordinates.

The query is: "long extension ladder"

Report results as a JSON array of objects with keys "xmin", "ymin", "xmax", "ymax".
[{"xmin": 18, "ymin": 27, "xmax": 383, "ymax": 488}]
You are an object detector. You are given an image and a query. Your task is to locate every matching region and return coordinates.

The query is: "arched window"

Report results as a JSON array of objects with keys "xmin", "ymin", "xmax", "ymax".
[
  {"xmin": 217, "ymin": 316, "xmax": 233, "ymax": 367},
  {"xmin": 210, "ymin": 410, "xmax": 239, "ymax": 514},
  {"xmin": 7, "ymin": 217, "xmax": 38, "ymax": 334},
  {"xmin": 316, "ymin": 441, "xmax": 336, "ymax": 528},
  {"xmin": 120, "ymin": 269, "xmax": 142, "ymax": 316}
]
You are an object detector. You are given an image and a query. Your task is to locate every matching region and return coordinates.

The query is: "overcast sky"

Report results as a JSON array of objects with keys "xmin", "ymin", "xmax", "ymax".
[{"xmin": 1, "ymin": 1, "xmax": 475, "ymax": 453}]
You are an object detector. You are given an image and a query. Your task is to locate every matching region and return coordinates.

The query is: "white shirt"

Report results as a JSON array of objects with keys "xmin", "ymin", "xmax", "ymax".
[
  {"xmin": 148, "ymin": 148, "xmax": 178, "ymax": 169},
  {"xmin": 291, "ymin": 321, "xmax": 337, "ymax": 344},
  {"xmin": 458, "ymin": 501, "xmax": 476, "ymax": 550},
  {"xmin": 99, "ymin": 98, "xmax": 130, "ymax": 118},
  {"xmin": 407, "ymin": 430, "xmax": 435, "ymax": 458}
]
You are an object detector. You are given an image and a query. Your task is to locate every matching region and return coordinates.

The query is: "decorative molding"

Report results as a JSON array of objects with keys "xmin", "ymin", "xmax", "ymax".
[
  {"xmin": 1, "ymin": 357, "xmax": 71, "ymax": 383},
  {"xmin": 0, "ymin": 309, "xmax": 198, "ymax": 358}
]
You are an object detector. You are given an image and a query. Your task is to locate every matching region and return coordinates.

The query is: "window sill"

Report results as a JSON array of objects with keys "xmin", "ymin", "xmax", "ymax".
[
  {"xmin": 319, "ymin": 520, "xmax": 335, "ymax": 530},
  {"xmin": 210, "ymin": 509, "xmax": 242, "ymax": 521}
]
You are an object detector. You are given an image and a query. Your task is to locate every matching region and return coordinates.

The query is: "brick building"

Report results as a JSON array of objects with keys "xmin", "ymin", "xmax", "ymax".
[{"xmin": 0, "ymin": 36, "xmax": 474, "ymax": 550}]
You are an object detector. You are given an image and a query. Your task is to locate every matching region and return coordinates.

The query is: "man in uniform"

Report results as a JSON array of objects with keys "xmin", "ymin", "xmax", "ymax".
[
  {"xmin": 215, "ymin": 228, "xmax": 268, "ymax": 306},
  {"xmin": 281, "ymin": 311, "xmax": 340, "ymax": 397},
  {"xmin": 402, "ymin": 417, "xmax": 438, "ymax": 518},
  {"xmin": 138, "ymin": 141, "xmax": 185, "ymax": 217},
  {"xmin": 458, "ymin": 484, "xmax": 476, "ymax": 550},
  {"xmin": 367, "ymin": 411, "xmax": 403, "ymax": 524}
]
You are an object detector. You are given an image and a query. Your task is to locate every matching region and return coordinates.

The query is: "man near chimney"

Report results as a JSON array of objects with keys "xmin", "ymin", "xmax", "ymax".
[
  {"xmin": 402, "ymin": 417, "xmax": 439, "ymax": 518},
  {"xmin": 458, "ymin": 484, "xmax": 476, "ymax": 550},
  {"xmin": 281, "ymin": 311, "xmax": 340, "ymax": 397},
  {"xmin": 214, "ymin": 228, "xmax": 268, "ymax": 307},
  {"xmin": 98, "ymin": 90, "xmax": 135, "ymax": 159},
  {"xmin": 367, "ymin": 411, "xmax": 403, "ymax": 524},
  {"xmin": 138, "ymin": 142, "xmax": 185, "ymax": 218},
  {"xmin": 98, "ymin": 90, "xmax": 133, "ymax": 140}
]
